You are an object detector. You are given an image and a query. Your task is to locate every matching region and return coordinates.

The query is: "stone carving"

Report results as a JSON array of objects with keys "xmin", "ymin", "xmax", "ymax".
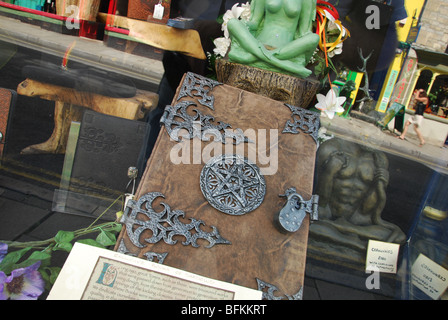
[{"xmin": 309, "ymin": 138, "xmax": 406, "ymax": 256}]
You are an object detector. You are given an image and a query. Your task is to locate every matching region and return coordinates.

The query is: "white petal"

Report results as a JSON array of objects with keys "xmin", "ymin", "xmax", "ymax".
[
  {"xmin": 231, "ymin": 4, "xmax": 245, "ymax": 19},
  {"xmin": 315, "ymin": 103, "xmax": 326, "ymax": 111},
  {"xmin": 223, "ymin": 26, "xmax": 230, "ymax": 39},
  {"xmin": 333, "ymin": 105, "xmax": 345, "ymax": 113},
  {"xmin": 325, "ymin": 110, "xmax": 336, "ymax": 119},
  {"xmin": 316, "ymin": 93, "xmax": 327, "ymax": 105},
  {"xmin": 336, "ymin": 96, "xmax": 347, "ymax": 106},
  {"xmin": 327, "ymin": 89, "xmax": 337, "ymax": 105}
]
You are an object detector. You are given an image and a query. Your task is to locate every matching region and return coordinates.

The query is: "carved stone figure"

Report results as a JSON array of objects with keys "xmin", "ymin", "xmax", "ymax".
[
  {"xmin": 310, "ymin": 138, "xmax": 406, "ymax": 256},
  {"xmin": 226, "ymin": 0, "xmax": 319, "ymax": 78}
]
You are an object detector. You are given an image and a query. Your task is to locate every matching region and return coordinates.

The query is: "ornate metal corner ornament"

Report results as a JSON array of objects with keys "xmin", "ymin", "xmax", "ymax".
[
  {"xmin": 276, "ymin": 187, "xmax": 319, "ymax": 233},
  {"xmin": 117, "ymin": 239, "xmax": 168, "ymax": 264},
  {"xmin": 143, "ymin": 251, "xmax": 168, "ymax": 263},
  {"xmin": 161, "ymin": 72, "xmax": 250, "ymax": 145},
  {"xmin": 256, "ymin": 278, "xmax": 303, "ymax": 300},
  {"xmin": 120, "ymin": 192, "xmax": 231, "ymax": 248},
  {"xmin": 161, "ymin": 101, "xmax": 250, "ymax": 145},
  {"xmin": 282, "ymin": 104, "xmax": 320, "ymax": 145},
  {"xmin": 200, "ymin": 154, "xmax": 266, "ymax": 216},
  {"xmin": 177, "ymin": 72, "xmax": 222, "ymax": 110}
]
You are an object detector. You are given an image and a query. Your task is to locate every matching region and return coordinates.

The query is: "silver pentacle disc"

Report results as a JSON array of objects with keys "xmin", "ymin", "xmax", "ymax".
[{"xmin": 200, "ymin": 154, "xmax": 266, "ymax": 215}]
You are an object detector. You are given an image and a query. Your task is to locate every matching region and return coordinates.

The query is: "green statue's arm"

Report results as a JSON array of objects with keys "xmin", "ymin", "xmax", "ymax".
[
  {"xmin": 247, "ymin": 0, "xmax": 265, "ymax": 31},
  {"xmin": 298, "ymin": 0, "xmax": 316, "ymax": 37}
]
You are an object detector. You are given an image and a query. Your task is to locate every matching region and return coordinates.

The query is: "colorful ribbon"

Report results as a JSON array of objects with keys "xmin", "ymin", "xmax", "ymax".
[{"xmin": 315, "ymin": 0, "xmax": 350, "ymax": 65}]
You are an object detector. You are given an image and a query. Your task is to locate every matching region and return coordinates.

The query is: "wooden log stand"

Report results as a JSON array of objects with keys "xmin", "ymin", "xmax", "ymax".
[
  {"xmin": 17, "ymin": 78, "xmax": 158, "ymax": 154},
  {"xmin": 215, "ymin": 58, "xmax": 320, "ymax": 109}
]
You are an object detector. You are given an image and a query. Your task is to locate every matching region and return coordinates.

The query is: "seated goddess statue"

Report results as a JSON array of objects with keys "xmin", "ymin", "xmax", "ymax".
[{"xmin": 226, "ymin": 0, "xmax": 320, "ymax": 78}]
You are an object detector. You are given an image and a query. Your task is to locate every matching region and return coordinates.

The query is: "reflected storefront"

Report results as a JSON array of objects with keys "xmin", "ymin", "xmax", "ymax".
[
  {"xmin": 386, "ymin": 47, "xmax": 448, "ymax": 147},
  {"xmin": 408, "ymin": 48, "xmax": 448, "ymax": 114}
]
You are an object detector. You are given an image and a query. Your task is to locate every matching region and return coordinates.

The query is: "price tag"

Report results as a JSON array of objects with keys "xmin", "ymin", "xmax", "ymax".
[
  {"xmin": 411, "ymin": 254, "xmax": 448, "ymax": 300},
  {"xmin": 153, "ymin": 3, "xmax": 164, "ymax": 20},
  {"xmin": 365, "ymin": 240, "xmax": 400, "ymax": 274}
]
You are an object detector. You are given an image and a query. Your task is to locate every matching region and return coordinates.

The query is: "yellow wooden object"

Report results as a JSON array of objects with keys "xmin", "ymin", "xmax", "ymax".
[
  {"xmin": 98, "ymin": 13, "xmax": 206, "ymax": 60},
  {"xmin": 375, "ymin": 0, "xmax": 426, "ymax": 112},
  {"xmin": 17, "ymin": 78, "xmax": 158, "ymax": 154}
]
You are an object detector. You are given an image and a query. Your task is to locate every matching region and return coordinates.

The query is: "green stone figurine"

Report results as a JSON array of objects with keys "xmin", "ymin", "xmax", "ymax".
[{"xmin": 227, "ymin": 0, "xmax": 319, "ymax": 78}]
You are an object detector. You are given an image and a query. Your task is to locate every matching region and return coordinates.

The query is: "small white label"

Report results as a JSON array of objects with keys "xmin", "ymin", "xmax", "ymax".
[
  {"xmin": 365, "ymin": 240, "xmax": 400, "ymax": 274},
  {"xmin": 153, "ymin": 4, "xmax": 164, "ymax": 20},
  {"xmin": 411, "ymin": 254, "xmax": 448, "ymax": 300}
]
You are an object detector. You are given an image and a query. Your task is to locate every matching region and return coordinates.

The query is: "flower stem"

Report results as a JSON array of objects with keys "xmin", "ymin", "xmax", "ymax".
[
  {"xmin": 2, "ymin": 239, "xmax": 55, "ymax": 249},
  {"xmin": 82, "ymin": 194, "xmax": 123, "ymax": 232},
  {"xmin": 1, "ymin": 194, "xmax": 124, "ymax": 250}
]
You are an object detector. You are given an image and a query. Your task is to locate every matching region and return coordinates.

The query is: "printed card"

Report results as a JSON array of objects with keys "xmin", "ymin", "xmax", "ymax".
[
  {"xmin": 365, "ymin": 240, "xmax": 400, "ymax": 274},
  {"xmin": 411, "ymin": 254, "xmax": 448, "ymax": 300},
  {"xmin": 48, "ymin": 242, "xmax": 262, "ymax": 300}
]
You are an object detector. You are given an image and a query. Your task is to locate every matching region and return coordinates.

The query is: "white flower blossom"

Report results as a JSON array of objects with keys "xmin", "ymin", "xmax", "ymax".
[
  {"xmin": 213, "ymin": 37, "xmax": 231, "ymax": 57},
  {"xmin": 221, "ymin": 2, "xmax": 251, "ymax": 38},
  {"xmin": 239, "ymin": 2, "xmax": 251, "ymax": 20},
  {"xmin": 315, "ymin": 88, "xmax": 346, "ymax": 119},
  {"xmin": 323, "ymin": 10, "xmax": 345, "ymax": 57},
  {"xmin": 328, "ymin": 42, "xmax": 343, "ymax": 57}
]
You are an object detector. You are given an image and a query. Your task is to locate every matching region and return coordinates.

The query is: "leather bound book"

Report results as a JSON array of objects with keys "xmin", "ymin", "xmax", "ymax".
[
  {"xmin": 68, "ymin": 110, "xmax": 150, "ymax": 200},
  {"xmin": 116, "ymin": 72, "xmax": 320, "ymax": 299}
]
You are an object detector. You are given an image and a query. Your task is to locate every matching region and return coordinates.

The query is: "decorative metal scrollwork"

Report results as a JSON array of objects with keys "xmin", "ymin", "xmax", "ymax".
[
  {"xmin": 161, "ymin": 101, "xmax": 250, "ymax": 145},
  {"xmin": 177, "ymin": 72, "xmax": 221, "ymax": 110},
  {"xmin": 282, "ymin": 104, "xmax": 320, "ymax": 145},
  {"xmin": 256, "ymin": 278, "xmax": 303, "ymax": 300},
  {"xmin": 200, "ymin": 154, "xmax": 266, "ymax": 216},
  {"xmin": 121, "ymin": 192, "xmax": 231, "ymax": 248}
]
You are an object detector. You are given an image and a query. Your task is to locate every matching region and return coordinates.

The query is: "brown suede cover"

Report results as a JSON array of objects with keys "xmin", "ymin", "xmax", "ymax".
[{"xmin": 116, "ymin": 73, "xmax": 318, "ymax": 296}]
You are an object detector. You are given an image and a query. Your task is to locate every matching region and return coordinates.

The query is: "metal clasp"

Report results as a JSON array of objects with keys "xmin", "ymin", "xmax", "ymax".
[
  {"xmin": 275, "ymin": 187, "xmax": 319, "ymax": 233},
  {"xmin": 124, "ymin": 166, "xmax": 138, "ymax": 209}
]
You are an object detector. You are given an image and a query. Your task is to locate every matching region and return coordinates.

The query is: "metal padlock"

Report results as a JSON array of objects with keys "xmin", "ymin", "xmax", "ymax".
[{"xmin": 275, "ymin": 187, "xmax": 319, "ymax": 233}]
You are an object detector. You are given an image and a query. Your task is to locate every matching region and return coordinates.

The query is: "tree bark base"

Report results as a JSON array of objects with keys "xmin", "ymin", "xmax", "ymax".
[{"xmin": 215, "ymin": 58, "xmax": 320, "ymax": 108}]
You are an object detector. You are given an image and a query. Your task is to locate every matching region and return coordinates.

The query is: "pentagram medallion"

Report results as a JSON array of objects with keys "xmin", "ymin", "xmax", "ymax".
[{"xmin": 200, "ymin": 154, "xmax": 266, "ymax": 215}]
